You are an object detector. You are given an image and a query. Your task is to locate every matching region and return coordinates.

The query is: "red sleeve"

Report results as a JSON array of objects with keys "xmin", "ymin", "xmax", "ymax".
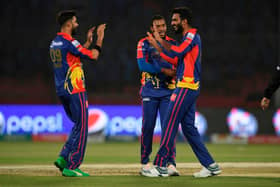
[{"xmin": 160, "ymin": 52, "xmax": 178, "ymax": 66}]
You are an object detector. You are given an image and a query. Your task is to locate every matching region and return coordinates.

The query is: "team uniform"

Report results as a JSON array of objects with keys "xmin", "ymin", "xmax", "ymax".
[
  {"xmin": 137, "ymin": 36, "xmax": 177, "ymax": 166},
  {"xmin": 50, "ymin": 32, "xmax": 94, "ymax": 170},
  {"xmin": 152, "ymin": 28, "xmax": 218, "ymax": 171}
]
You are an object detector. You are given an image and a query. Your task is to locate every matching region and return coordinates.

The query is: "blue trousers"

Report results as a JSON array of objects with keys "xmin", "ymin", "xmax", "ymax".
[
  {"xmin": 154, "ymin": 88, "xmax": 215, "ymax": 167},
  {"xmin": 141, "ymin": 95, "xmax": 176, "ymax": 166},
  {"xmin": 59, "ymin": 92, "xmax": 88, "ymax": 169}
]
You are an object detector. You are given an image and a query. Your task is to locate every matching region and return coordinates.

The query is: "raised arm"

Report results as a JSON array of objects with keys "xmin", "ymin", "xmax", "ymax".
[
  {"xmin": 83, "ymin": 26, "xmax": 96, "ymax": 49},
  {"xmin": 69, "ymin": 24, "xmax": 106, "ymax": 60},
  {"xmin": 146, "ymin": 32, "xmax": 178, "ymax": 66}
]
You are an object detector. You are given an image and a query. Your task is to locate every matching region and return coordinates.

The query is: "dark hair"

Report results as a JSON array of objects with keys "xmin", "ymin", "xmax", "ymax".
[
  {"xmin": 151, "ymin": 15, "xmax": 165, "ymax": 26},
  {"xmin": 56, "ymin": 10, "xmax": 76, "ymax": 26},
  {"xmin": 171, "ymin": 7, "xmax": 192, "ymax": 25}
]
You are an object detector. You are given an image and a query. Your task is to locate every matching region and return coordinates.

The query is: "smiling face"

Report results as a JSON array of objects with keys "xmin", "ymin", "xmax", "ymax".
[
  {"xmin": 151, "ymin": 18, "xmax": 167, "ymax": 38},
  {"xmin": 171, "ymin": 13, "xmax": 183, "ymax": 34}
]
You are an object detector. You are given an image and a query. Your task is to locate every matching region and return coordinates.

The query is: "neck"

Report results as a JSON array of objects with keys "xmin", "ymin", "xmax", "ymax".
[
  {"xmin": 182, "ymin": 25, "xmax": 192, "ymax": 36},
  {"xmin": 60, "ymin": 27, "xmax": 72, "ymax": 36}
]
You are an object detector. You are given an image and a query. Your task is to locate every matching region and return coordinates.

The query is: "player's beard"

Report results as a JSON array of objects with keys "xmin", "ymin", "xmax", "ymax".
[{"xmin": 173, "ymin": 23, "xmax": 183, "ymax": 34}]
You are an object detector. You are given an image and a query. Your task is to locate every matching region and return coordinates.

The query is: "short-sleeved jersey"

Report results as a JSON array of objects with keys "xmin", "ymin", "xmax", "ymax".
[
  {"xmin": 160, "ymin": 28, "xmax": 201, "ymax": 90},
  {"xmin": 49, "ymin": 32, "xmax": 94, "ymax": 95},
  {"xmin": 137, "ymin": 36, "xmax": 177, "ymax": 98}
]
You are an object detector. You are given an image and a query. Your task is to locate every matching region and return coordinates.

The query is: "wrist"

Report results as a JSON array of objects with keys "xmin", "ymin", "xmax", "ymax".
[
  {"xmin": 96, "ymin": 38, "xmax": 103, "ymax": 47},
  {"xmin": 85, "ymin": 41, "xmax": 91, "ymax": 46},
  {"xmin": 93, "ymin": 45, "xmax": 102, "ymax": 53}
]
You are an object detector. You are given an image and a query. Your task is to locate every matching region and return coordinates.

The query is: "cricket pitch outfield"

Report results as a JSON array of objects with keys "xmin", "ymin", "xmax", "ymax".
[
  {"xmin": 1, "ymin": 142, "xmax": 280, "ymax": 187},
  {"xmin": 0, "ymin": 162, "xmax": 280, "ymax": 177}
]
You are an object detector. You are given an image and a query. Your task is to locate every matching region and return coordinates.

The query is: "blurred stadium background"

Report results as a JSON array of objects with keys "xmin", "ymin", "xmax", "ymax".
[
  {"xmin": 1, "ymin": 1, "xmax": 280, "ymax": 186},
  {"xmin": 0, "ymin": 0, "xmax": 280, "ymax": 143}
]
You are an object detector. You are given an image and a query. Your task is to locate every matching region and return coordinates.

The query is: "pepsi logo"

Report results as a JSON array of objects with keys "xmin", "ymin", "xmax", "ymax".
[
  {"xmin": 88, "ymin": 108, "xmax": 108, "ymax": 134},
  {"xmin": 0, "ymin": 112, "xmax": 4, "ymax": 134},
  {"xmin": 272, "ymin": 109, "xmax": 280, "ymax": 136},
  {"xmin": 227, "ymin": 108, "xmax": 258, "ymax": 137}
]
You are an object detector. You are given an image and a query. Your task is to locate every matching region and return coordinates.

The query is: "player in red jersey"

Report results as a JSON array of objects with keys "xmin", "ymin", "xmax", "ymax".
[
  {"xmin": 137, "ymin": 15, "xmax": 179, "ymax": 176},
  {"xmin": 143, "ymin": 7, "xmax": 221, "ymax": 178},
  {"xmin": 50, "ymin": 10, "xmax": 106, "ymax": 177}
]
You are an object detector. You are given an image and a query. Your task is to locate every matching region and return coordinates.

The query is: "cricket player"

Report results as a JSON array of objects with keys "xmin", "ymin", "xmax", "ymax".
[
  {"xmin": 261, "ymin": 64, "xmax": 280, "ymax": 110},
  {"xmin": 137, "ymin": 15, "xmax": 179, "ymax": 176},
  {"xmin": 143, "ymin": 7, "xmax": 221, "ymax": 177},
  {"xmin": 50, "ymin": 10, "xmax": 106, "ymax": 177}
]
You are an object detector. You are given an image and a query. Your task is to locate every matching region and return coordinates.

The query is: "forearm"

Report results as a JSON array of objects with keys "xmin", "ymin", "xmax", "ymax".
[
  {"xmin": 160, "ymin": 50, "xmax": 178, "ymax": 66},
  {"xmin": 137, "ymin": 59, "xmax": 161, "ymax": 73},
  {"xmin": 96, "ymin": 37, "xmax": 104, "ymax": 48},
  {"xmin": 90, "ymin": 37, "xmax": 104, "ymax": 60},
  {"xmin": 157, "ymin": 38, "xmax": 172, "ymax": 51}
]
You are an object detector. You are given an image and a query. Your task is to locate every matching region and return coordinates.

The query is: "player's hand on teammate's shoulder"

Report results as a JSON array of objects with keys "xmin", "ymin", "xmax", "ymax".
[{"xmin": 260, "ymin": 97, "xmax": 270, "ymax": 111}]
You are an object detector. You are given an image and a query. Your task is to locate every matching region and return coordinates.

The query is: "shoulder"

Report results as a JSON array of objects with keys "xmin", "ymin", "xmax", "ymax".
[
  {"xmin": 137, "ymin": 37, "xmax": 150, "ymax": 48},
  {"xmin": 70, "ymin": 39, "xmax": 81, "ymax": 48},
  {"xmin": 138, "ymin": 37, "xmax": 148, "ymax": 45},
  {"xmin": 62, "ymin": 37, "xmax": 82, "ymax": 50},
  {"xmin": 184, "ymin": 28, "xmax": 201, "ymax": 43},
  {"xmin": 186, "ymin": 29, "xmax": 197, "ymax": 40},
  {"xmin": 50, "ymin": 36, "xmax": 64, "ymax": 48}
]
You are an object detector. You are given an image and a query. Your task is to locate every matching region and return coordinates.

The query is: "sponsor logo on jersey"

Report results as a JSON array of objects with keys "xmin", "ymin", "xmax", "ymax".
[
  {"xmin": 71, "ymin": 40, "xmax": 81, "ymax": 47},
  {"xmin": 186, "ymin": 32, "xmax": 194, "ymax": 40},
  {"xmin": 50, "ymin": 41, "xmax": 63, "ymax": 48}
]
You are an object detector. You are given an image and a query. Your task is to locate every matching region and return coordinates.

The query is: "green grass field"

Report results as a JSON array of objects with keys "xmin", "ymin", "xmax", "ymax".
[{"xmin": 1, "ymin": 141, "xmax": 280, "ymax": 187}]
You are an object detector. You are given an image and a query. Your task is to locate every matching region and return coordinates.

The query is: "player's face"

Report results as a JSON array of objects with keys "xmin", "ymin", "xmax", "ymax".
[
  {"xmin": 171, "ymin": 13, "xmax": 183, "ymax": 34},
  {"xmin": 71, "ymin": 16, "xmax": 79, "ymax": 35},
  {"xmin": 151, "ymin": 19, "xmax": 167, "ymax": 38}
]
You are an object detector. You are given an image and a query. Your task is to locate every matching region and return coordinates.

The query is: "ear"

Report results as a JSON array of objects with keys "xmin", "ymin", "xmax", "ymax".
[
  {"xmin": 150, "ymin": 26, "xmax": 154, "ymax": 32},
  {"xmin": 65, "ymin": 20, "xmax": 72, "ymax": 27},
  {"xmin": 182, "ymin": 19, "xmax": 188, "ymax": 25}
]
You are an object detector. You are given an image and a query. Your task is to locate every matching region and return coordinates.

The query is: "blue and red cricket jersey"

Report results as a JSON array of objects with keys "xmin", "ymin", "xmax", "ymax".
[
  {"xmin": 160, "ymin": 28, "xmax": 201, "ymax": 90},
  {"xmin": 154, "ymin": 28, "xmax": 216, "ymax": 168},
  {"xmin": 49, "ymin": 32, "xmax": 94, "ymax": 170},
  {"xmin": 137, "ymin": 36, "xmax": 178, "ymax": 166},
  {"xmin": 49, "ymin": 32, "xmax": 94, "ymax": 96},
  {"xmin": 137, "ymin": 36, "xmax": 177, "ymax": 97}
]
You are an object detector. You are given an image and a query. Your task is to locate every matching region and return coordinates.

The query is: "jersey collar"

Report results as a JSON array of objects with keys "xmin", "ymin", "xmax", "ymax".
[{"xmin": 57, "ymin": 32, "xmax": 73, "ymax": 40}]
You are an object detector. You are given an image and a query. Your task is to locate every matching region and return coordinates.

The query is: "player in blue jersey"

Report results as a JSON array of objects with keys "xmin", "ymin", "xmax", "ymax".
[
  {"xmin": 50, "ymin": 10, "xmax": 106, "ymax": 177},
  {"xmin": 137, "ymin": 15, "xmax": 179, "ymax": 176},
  {"xmin": 143, "ymin": 7, "xmax": 221, "ymax": 178}
]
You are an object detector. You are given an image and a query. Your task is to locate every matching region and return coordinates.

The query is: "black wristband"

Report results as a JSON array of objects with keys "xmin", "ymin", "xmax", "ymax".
[{"xmin": 93, "ymin": 45, "xmax": 102, "ymax": 53}]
